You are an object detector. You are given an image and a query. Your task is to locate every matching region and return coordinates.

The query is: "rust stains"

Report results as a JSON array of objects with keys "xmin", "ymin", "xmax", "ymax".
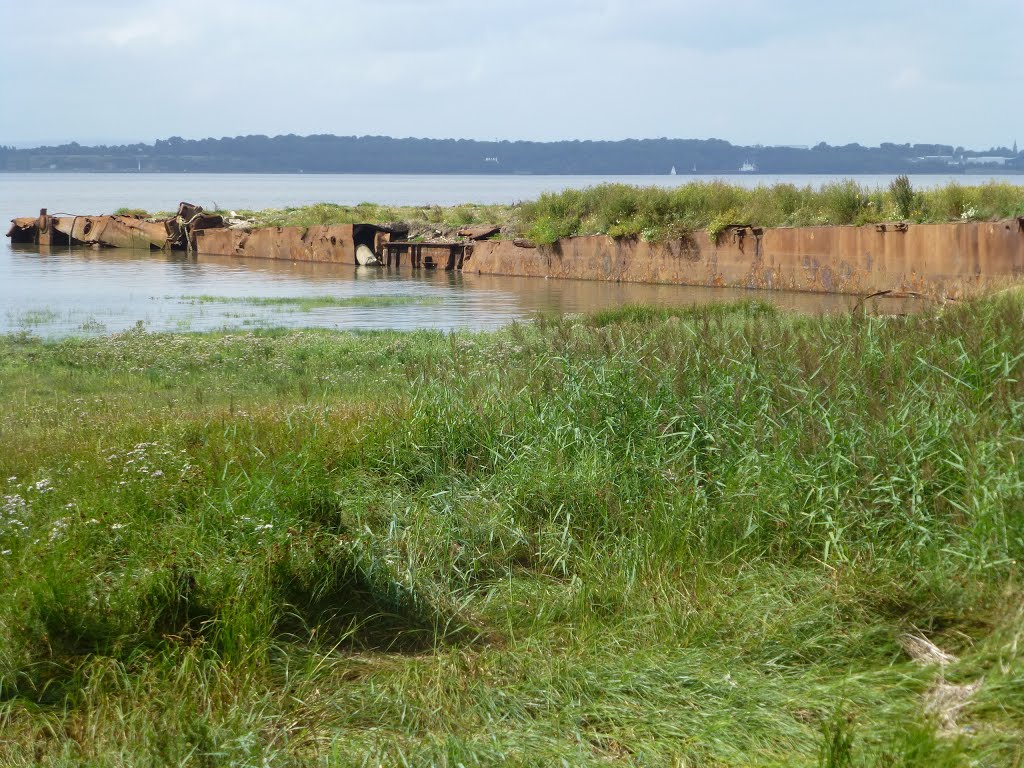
[
  {"xmin": 10, "ymin": 203, "xmax": 1024, "ymax": 297},
  {"xmin": 457, "ymin": 225, "xmax": 500, "ymax": 241},
  {"xmin": 192, "ymin": 223, "xmax": 396, "ymax": 265},
  {"xmin": 8, "ymin": 211, "xmax": 173, "ymax": 249},
  {"xmin": 6, "ymin": 203, "xmax": 391, "ymax": 265},
  {"xmin": 7, "ymin": 202, "xmax": 224, "ymax": 251},
  {"xmin": 381, "ymin": 239, "xmax": 468, "ymax": 270},
  {"xmin": 464, "ymin": 219, "xmax": 1024, "ymax": 299}
]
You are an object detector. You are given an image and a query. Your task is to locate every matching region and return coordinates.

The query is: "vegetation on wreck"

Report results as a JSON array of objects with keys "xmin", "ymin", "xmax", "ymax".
[
  {"xmin": 120, "ymin": 179, "xmax": 1024, "ymax": 247},
  {"xmin": 515, "ymin": 178, "xmax": 1024, "ymax": 244},
  {"xmin": 1, "ymin": 293, "xmax": 1023, "ymax": 764}
]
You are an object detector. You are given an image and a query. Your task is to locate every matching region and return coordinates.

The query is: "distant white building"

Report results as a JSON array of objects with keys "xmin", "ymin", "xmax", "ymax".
[
  {"xmin": 912, "ymin": 155, "xmax": 957, "ymax": 164},
  {"xmin": 964, "ymin": 156, "xmax": 1012, "ymax": 166}
]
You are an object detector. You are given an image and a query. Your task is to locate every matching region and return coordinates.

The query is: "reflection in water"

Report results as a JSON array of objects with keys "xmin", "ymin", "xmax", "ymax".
[{"xmin": 2, "ymin": 244, "xmax": 917, "ymax": 338}]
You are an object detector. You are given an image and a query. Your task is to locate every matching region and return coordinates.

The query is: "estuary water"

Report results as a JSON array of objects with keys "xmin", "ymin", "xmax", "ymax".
[{"xmin": 4, "ymin": 172, "xmax": 1023, "ymax": 337}]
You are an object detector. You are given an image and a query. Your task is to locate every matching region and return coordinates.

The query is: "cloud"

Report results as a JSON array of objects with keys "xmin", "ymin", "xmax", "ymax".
[
  {"xmin": 94, "ymin": 16, "xmax": 190, "ymax": 47},
  {"xmin": 1, "ymin": 0, "xmax": 1022, "ymax": 147},
  {"xmin": 891, "ymin": 67, "xmax": 925, "ymax": 91}
]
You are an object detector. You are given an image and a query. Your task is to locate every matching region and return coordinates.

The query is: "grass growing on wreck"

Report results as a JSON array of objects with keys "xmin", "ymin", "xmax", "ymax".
[
  {"xmin": 219, "ymin": 180, "xmax": 1024, "ymax": 247},
  {"xmin": 516, "ymin": 179, "xmax": 1024, "ymax": 243},
  {"xmin": 237, "ymin": 200, "xmax": 519, "ymax": 235},
  {"xmin": 2, "ymin": 297, "xmax": 1023, "ymax": 764}
]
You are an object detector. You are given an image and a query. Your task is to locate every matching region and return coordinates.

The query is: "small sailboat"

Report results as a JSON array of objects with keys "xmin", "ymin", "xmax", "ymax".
[
  {"xmin": 670, "ymin": 165, "xmax": 677, "ymax": 175},
  {"xmin": 738, "ymin": 161, "xmax": 757, "ymax": 173}
]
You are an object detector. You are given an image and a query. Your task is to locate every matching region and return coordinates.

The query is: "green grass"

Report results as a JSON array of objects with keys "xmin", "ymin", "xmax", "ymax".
[
  {"xmin": 107, "ymin": 181, "xmax": 1024, "ymax": 249},
  {"xmin": 112, "ymin": 207, "xmax": 151, "ymax": 218},
  {"xmin": 222, "ymin": 181, "xmax": 1024, "ymax": 247},
  {"xmin": 7, "ymin": 308, "xmax": 61, "ymax": 327},
  {"xmin": 236, "ymin": 200, "xmax": 518, "ymax": 235},
  {"xmin": 182, "ymin": 294, "xmax": 443, "ymax": 311},
  {"xmin": 78, "ymin": 317, "xmax": 107, "ymax": 334},
  {"xmin": 515, "ymin": 180, "xmax": 1024, "ymax": 244},
  {"xmin": 1, "ymin": 297, "xmax": 1023, "ymax": 764}
]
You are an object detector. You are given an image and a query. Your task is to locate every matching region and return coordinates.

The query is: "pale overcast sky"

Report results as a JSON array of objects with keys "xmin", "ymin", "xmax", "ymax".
[{"xmin": 2, "ymin": 0, "xmax": 1021, "ymax": 148}]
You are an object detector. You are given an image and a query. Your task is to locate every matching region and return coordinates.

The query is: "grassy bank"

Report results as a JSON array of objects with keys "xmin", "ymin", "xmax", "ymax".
[
  {"xmin": 516, "ymin": 179, "xmax": 1024, "ymax": 243},
  {"xmin": 1, "ymin": 297, "xmax": 1023, "ymax": 764},
  {"xmin": 125, "ymin": 179, "xmax": 1024, "ymax": 246}
]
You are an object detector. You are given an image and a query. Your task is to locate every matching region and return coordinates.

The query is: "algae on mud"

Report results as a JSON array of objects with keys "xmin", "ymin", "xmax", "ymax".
[{"xmin": 0, "ymin": 298, "xmax": 1022, "ymax": 765}]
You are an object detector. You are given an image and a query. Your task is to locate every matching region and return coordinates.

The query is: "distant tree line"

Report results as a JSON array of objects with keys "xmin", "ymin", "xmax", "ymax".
[{"xmin": 1, "ymin": 135, "xmax": 1021, "ymax": 174}]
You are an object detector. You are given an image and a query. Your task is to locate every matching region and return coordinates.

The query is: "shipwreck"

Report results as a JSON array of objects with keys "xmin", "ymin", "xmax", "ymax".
[
  {"xmin": 9, "ymin": 204, "xmax": 1024, "ymax": 299},
  {"xmin": 6, "ymin": 203, "xmax": 491, "ymax": 269}
]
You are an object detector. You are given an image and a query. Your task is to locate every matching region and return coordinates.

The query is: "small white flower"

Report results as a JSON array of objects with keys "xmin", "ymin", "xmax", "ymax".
[
  {"xmin": 3, "ymin": 494, "xmax": 28, "ymax": 515},
  {"xmin": 110, "ymin": 523, "xmax": 127, "ymax": 530},
  {"xmin": 253, "ymin": 523, "xmax": 274, "ymax": 532},
  {"xmin": 0, "ymin": 550, "xmax": 10, "ymax": 556}
]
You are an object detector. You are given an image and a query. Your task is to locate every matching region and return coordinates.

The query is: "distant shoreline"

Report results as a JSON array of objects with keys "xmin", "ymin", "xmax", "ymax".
[
  {"xmin": 4, "ymin": 134, "xmax": 1020, "ymax": 175},
  {"xmin": 3, "ymin": 170, "xmax": 1023, "ymax": 176}
]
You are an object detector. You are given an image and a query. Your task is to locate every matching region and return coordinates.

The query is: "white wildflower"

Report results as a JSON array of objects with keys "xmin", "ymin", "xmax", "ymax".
[
  {"xmin": 49, "ymin": 517, "xmax": 69, "ymax": 542},
  {"xmin": 2, "ymin": 494, "xmax": 28, "ymax": 516}
]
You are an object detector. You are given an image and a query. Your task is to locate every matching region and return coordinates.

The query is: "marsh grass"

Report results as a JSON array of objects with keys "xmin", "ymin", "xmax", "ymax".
[
  {"xmin": 7, "ymin": 308, "xmax": 61, "ymax": 327},
  {"xmin": 890, "ymin": 175, "xmax": 915, "ymax": 220},
  {"xmin": 238, "ymin": 201, "xmax": 517, "ymax": 234},
  {"xmin": 232, "ymin": 181, "xmax": 1024, "ymax": 247},
  {"xmin": 112, "ymin": 207, "xmax": 150, "ymax": 218},
  {"xmin": 1, "ymin": 297, "xmax": 1023, "ymax": 764},
  {"xmin": 116, "ymin": 182, "xmax": 1024, "ymax": 250},
  {"xmin": 78, "ymin": 317, "xmax": 107, "ymax": 334},
  {"xmin": 515, "ymin": 181, "xmax": 1024, "ymax": 243}
]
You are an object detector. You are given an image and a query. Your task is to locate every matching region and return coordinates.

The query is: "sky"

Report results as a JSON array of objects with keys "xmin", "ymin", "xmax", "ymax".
[{"xmin": 2, "ymin": 0, "xmax": 1021, "ymax": 149}]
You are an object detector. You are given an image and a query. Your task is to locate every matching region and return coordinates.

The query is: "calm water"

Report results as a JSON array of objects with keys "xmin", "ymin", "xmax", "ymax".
[{"xmin": 5, "ymin": 172, "xmax": 1022, "ymax": 337}]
